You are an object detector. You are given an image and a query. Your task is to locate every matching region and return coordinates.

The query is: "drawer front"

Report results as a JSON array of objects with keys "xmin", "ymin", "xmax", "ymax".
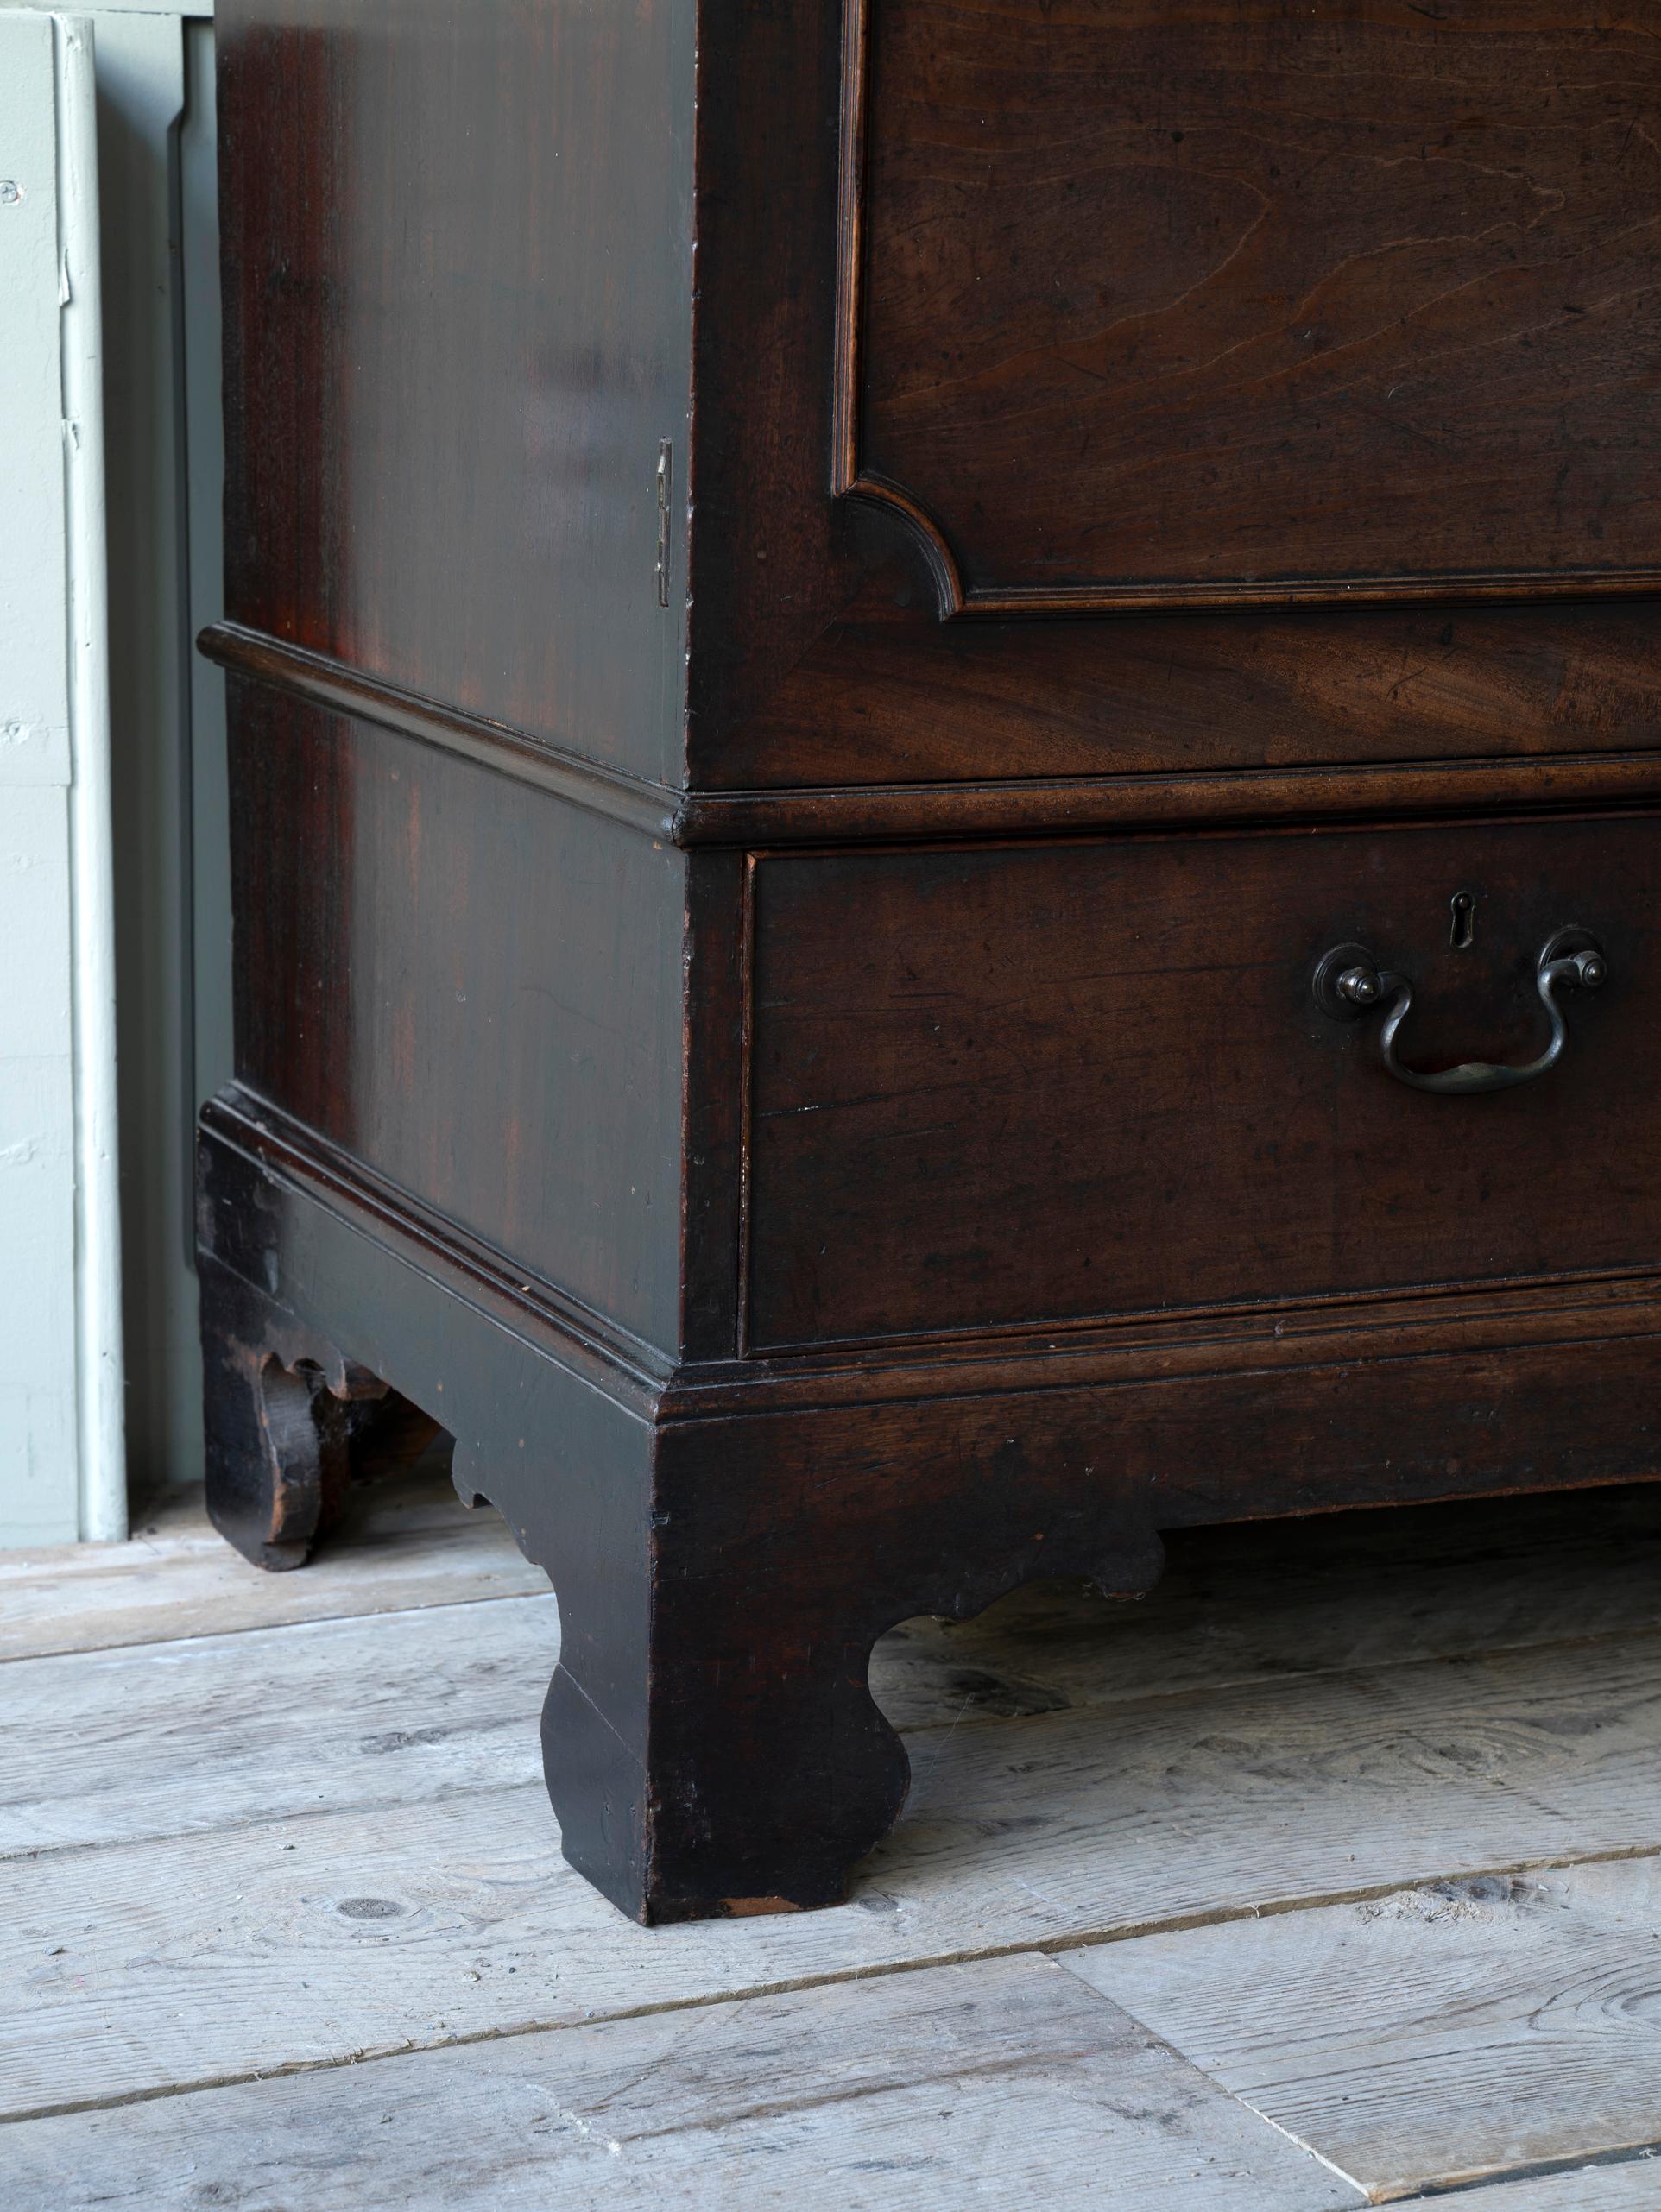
[{"xmin": 745, "ymin": 817, "xmax": 1658, "ymax": 1351}]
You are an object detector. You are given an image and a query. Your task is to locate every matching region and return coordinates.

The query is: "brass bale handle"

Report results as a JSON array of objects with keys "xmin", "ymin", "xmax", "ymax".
[{"xmin": 1312, "ymin": 929, "xmax": 1607, "ymax": 1095}]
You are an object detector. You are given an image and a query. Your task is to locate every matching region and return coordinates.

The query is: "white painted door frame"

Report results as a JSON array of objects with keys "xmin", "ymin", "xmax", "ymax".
[
  {"xmin": 2, "ymin": 0, "xmax": 221, "ymax": 1545},
  {"xmin": 0, "ymin": 11, "xmax": 123, "ymax": 1544}
]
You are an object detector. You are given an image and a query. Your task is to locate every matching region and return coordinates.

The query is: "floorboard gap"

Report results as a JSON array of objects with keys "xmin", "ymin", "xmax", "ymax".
[
  {"xmin": 1387, "ymin": 2137, "xmax": 1661, "ymax": 2202},
  {"xmin": 11, "ymin": 1842, "xmax": 1661, "ymax": 2128}
]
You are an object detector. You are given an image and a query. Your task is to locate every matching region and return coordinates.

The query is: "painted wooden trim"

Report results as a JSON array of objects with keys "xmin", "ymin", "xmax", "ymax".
[
  {"xmin": 0, "ymin": 2, "xmax": 212, "ymax": 16},
  {"xmin": 0, "ymin": 9, "xmax": 125, "ymax": 1543},
  {"xmin": 57, "ymin": 15, "xmax": 127, "ymax": 1541}
]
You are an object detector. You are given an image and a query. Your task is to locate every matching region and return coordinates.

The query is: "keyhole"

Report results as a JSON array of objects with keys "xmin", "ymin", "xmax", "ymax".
[{"xmin": 1449, "ymin": 891, "xmax": 1476, "ymax": 950}]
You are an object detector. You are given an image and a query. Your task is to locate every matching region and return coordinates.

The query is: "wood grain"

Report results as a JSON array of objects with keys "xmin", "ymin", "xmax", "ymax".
[
  {"xmin": 203, "ymin": 1088, "xmax": 1661, "ymax": 1919},
  {"xmin": 875, "ymin": 1483, "xmax": 1661, "ymax": 1730},
  {"xmin": 852, "ymin": 0, "xmax": 1661, "ymax": 607},
  {"xmin": 199, "ymin": 621, "xmax": 682, "ymax": 840},
  {"xmin": 686, "ymin": 0, "xmax": 1661, "ymax": 783},
  {"xmin": 722, "ymin": 597, "xmax": 1661, "ymax": 800},
  {"xmin": 226, "ymin": 685, "xmax": 686, "ymax": 1350},
  {"xmin": 7, "ymin": 1631, "xmax": 1661, "ymax": 2116},
  {"xmin": 748, "ymin": 817, "xmax": 1661, "ymax": 1345},
  {"xmin": 1065, "ymin": 1856, "xmax": 1661, "ymax": 2202},
  {"xmin": 1413, "ymin": 2165, "xmax": 1661, "ymax": 2211},
  {"xmin": 0, "ymin": 1956, "xmax": 1361, "ymax": 2211},
  {"xmin": 8, "ymin": 1486, "xmax": 1661, "ymax": 1860},
  {"xmin": 0, "ymin": 1595, "xmax": 555, "ymax": 1859},
  {"xmin": 0, "ymin": 1476, "xmax": 546, "ymax": 1663},
  {"xmin": 217, "ymin": 0, "xmax": 692, "ymax": 783},
  {"xmin": 6, "ymin": 1480, "xmax": 1661, "ymax": 2199},
  {"xmin": 208, "ymin": 0, "xmax": 1661, "ymax": 1931}
]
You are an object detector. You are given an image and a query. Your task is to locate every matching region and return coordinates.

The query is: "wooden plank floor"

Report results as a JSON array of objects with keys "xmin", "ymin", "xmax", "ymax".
[{"xmin": 4, "ymin": 1476, "xmax": 1661, "ymax": 2208}]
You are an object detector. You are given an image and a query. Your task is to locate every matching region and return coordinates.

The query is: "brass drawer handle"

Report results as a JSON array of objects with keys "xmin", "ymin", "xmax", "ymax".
[{"xmin": 1313, "ymin": 929, "xmax": 1607, "ymax": 1095}]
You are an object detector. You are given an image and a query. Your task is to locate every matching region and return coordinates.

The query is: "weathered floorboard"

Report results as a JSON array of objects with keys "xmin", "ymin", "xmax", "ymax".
[
  {"xmin": 0, "ymin": 1597, "xmax": 557, "ymax": 1858},
  {"xmin": 1396, "ymin": 2162, "xmax": 1661, "ymax": 2209},
  {"xmin": 0, "ymin": 1476, "xmax": 546, "ymax": 1661},
  {"xmin": 0, "ymin": 1955, "xmax": 1361, "ymax": 2212},
  {"xmin": 7, "ymin": 1634, "xmax": 1661, "ymax": 2119},
  {"xmin": 876, "ymin": 1484, "xmax": 1661, "ymax": 1728},
  {"xmin": 1065, "ymin": 1856, "xmax": 1661, "ymax": 2202},
  {"xmin": 9, "ymin": 1484, "xmax": 1661, "ymax": 1863}
]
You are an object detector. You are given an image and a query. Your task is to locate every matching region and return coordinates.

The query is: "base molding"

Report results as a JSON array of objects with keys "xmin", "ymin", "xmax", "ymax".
[
  {"xmin": 198, "ymin": 1095, "xmax": 1661, "ymax": 1921},
  {"xmin": 205, "ymin": 1081, "xmax": 1661, "ymax": 1425}
]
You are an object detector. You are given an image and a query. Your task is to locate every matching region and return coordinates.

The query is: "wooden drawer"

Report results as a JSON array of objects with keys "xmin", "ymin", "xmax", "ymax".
[{"xmin": 745, "ymin": 816, "xmax": 1658, "ymax": 1352}]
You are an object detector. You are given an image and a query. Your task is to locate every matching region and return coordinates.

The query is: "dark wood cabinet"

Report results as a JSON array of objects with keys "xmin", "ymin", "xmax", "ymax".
[{"xmin": 200, "ymin": 0, "xmax": 1661, "ymax": 1923}]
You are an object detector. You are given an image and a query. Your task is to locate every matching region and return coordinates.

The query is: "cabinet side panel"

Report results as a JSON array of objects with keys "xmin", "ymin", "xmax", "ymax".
[
  {"xmin": 227, "ymin": 684, "xmax": 686, "ymax": 1352},
  {"xmin": 216, "ymin": 0, "xmax": 692, "ymax": 782}
]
